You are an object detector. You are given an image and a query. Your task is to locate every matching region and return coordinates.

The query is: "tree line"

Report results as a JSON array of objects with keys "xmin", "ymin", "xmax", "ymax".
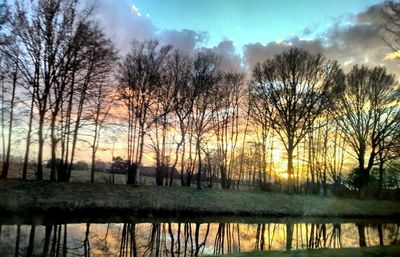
[{"xmin": 0, "ymin": 0, "xmax": 400, "ymax": 198}]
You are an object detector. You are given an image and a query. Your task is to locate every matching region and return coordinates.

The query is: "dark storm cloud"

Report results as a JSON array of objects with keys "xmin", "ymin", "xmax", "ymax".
[{"xmin": 243, "ymin": 3, "xmax": 400, "ymax": 76}]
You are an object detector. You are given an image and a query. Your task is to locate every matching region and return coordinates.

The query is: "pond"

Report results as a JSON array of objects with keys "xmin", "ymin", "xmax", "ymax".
[{"xmin": 0, "ymin": 219, "xmax": 399, "ymax": 256}]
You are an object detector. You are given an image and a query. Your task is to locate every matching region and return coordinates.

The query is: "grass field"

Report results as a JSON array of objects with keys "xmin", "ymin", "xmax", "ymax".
[{"xmin": 0, "ymin": 179, "xmax": 399, "ymax": 219}]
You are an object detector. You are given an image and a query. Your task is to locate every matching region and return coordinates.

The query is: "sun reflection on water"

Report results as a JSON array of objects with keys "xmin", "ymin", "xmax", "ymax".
[{"xmin": 0, "ymin": 222, "xmax": 398, "ymax": 256}]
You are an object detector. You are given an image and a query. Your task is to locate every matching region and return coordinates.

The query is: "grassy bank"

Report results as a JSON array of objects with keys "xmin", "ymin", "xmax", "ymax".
[
  {"xmin": 213, "ymin": 246, "xmax": 400, "ymax": 257},
  {"xmin": 0, "ymin": 180, "xmax": 399, "ymax": 219}
]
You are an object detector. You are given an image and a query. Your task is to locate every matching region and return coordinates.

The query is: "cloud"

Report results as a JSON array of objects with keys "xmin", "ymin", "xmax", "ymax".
[
  {"xmin": 357, "ymin": 3, "xmax": 386, "ymax": 25},
  {"xmin": 131, "ymin": 4, "xmax": 141, "ymax": 16},
  {"xmin": 91, "ymin": 1, "xmax": 398, "ymax": 75},
  {"xmin": 201, "ymin": 40, "xmax": 243, "ymax": 71},
  {"xmin": 88, "ymin": 1, "xmax": 243, "ymax": 71},
  {"xmin": 243, "ymin": 3, "xmax": 400, "ymax": 76},
  {"xmin": 159, "ymin": 29, "xmax": 208, "ymax": 54},
  {"xmin": 92, "ymin": 1, "xmax": 208, "ymax": 57},
  {"xmin": 243, "ymin": 38, "xmax": 324, "ymax": 70},
  {"xmin": 93, "ymin": 0, "xmax": 155, "ymax": 54}
]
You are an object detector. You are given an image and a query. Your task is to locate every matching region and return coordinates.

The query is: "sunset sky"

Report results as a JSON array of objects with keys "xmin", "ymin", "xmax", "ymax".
[
  {"xmin": 94, "ymin": 0, "xmax": 398, "ymax": 73},
  {"xmin": 82, "ymin": 0, "xmax": 400, "ymax": 167},
  {"xmin": 6, "ymin": 0, "xmax": 398, "ymax": 170}
]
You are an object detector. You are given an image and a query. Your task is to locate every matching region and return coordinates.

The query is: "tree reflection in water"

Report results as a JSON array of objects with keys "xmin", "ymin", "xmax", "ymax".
[{"xmin": 0, "ymin": 222, "xmax": 398, "ymax": 256}]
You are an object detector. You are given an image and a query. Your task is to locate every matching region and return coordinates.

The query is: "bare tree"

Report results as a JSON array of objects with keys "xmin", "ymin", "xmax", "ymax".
[
  {"xmin": 0, "ymin": 1, "xmax": 10, "ymax": 46},
  {"xmin": 5, "ymin": 0, "xmax": 94, "ymax": 180},
  {"xmin": 191, "ymin": 51, "xmax": 221, "ymax": 189},
  {"xmin": 63, "ymin": 24, "xmax": 117, "ymax": 182},
  {"xmin": 249, "ymin": 77, "xmax": 272, "ymax": 190},
  {"xmin": 326, "ymin": 125, "xmax": 346, "ymax": 194},
  {"xmin": 0, "ymin": 2, "xmax": 12, "ymax": 178},
  {"xmin": 150, "ymin": 50, "xmax": 193, "ymax": 186},
  {"xmin": 251, "ymin": 48, "xmax": 340, "ymax": 191},
  {"xmin": 119, "ymin": 41, "xmax": 172, "ymax": 185},
  {"xmin": 376, "ymin": 125, "xmax": 400, "ymax": 198},
  {"xmin": 382, "ymin": 1, "xmax": 400, "ymax": 51},
  {"xmin": 0, "ymin": 63, "xmax": 5, "ymax": 175},
  {"xmin": 332, "ymin": 65, "xmax": 400, "ymax": 197},
  {"xmin": 3, "ymin": 0, "xmax": 117, "ymax": 182},
  {"xmin": 1, "ymin": 50, "xmax": 19, "ymax": 178},
  {"xmin": 167, "ymin": 52, "xmax": 199, "ymax": 187},
  {"xmin": 213, "ymin": 72, "xmax": 246, "ymax": 189},
  {"xmin": 88, "ymin": 74, "xmax": 117, "ymax": 183}
]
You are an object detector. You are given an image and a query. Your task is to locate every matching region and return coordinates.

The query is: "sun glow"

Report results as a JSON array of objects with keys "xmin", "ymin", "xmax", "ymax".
[
  {"xmin": 384, "ymin": 50, "xmax": 400, "ymax": 60},
  {"xmin": 279, "ymin": 172, "xmax": 289, "ymax": 180}
]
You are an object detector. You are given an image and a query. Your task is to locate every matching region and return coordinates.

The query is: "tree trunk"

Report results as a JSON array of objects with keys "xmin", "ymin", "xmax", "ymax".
[
  {"xmin": 63, "ymin": 224, "xmax": 67, "ymax": 257},
  {"xmin": 50, "ymin": 117, "xmax": 57, "ymax": 181},
  {"xmin": 287, "ymin": 146, "xmax": 294, "ymax": 193},
  {"xmin": 378, "ymin": 152, "xmax": 384, "ymax": 200},
  {"xmin": 22, "ymin": 92, "xmax": 35, "ymax": 180},
  {"xmin": 197, "ymin": 141, "xmax": 202, "ymax": 190},
  {"xmin": 66, "ymin": 95, "xmax": 86, "ymax": 182},
  {"xmin": 322, "ymin": 128, "xmax": 328, "ymax": 196},
  {"xmin": 127, "ymin": 162, "xmax": 135, "ymax": 185},
  {"xmin": 220, "ymin": 165, "xmax": 227, "ymax": 189},
  {"xmin": 286, "ymin": 223, "xmax": 293, "ymax": 251},
  {"xmin": 27, "ymin": 225, "xmax": 36, "ymax": 257},
  {"xmin": 357, "ymin": 224, "xmax": 367, "ymax": 247},
  {"xmin": 37, "ymin": 112, "xmax": 45, "ymax": 180},
  {"xmin": 0, "ymin": 75, "xmax": 5, "ymax": 175},
  {"xmin": 42, "ymin": 225, "xmax": 52, "ymax": 257},
  {"xmin": 1, "ymin": 68, "xmax": 17, "ymax": 179},
  {"xmin": 14, "ymin": 225, "xmax": 20, "ymax": 257},
  {"xmin": 378, "ymin": 224, "xmax": 384, "ymax": 246},
  {"xmin": 168, "ymin": 223, "xmax": 175, "ymax": 257},
  {"xmin": 90, "ymin": 123, "xmax": 99, "ymax": 183},
  {"xmin": 171, "ymin": 123, "xmax": 186, "ymax": 186},
  {"xmin": 83, "ymin": 223, "xmax": 90, "ymax": 257},
  {"xmin": 262, "ymin": 131, "xmax": 268, "ymax": 190},
  {"xmin": 358, "ymin": 148, "xmax": 367, "ymax": 198},
  {"xmin": 134, "ymin": 128, "xmax": 145, "ymax": 186},
  {"xmin": 90, "ymin": 146, "xmax": 96, "ymax": 183}
]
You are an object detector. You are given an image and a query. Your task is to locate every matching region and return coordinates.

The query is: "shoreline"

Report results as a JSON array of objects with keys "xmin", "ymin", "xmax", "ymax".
[{"xmin": 1, "ymin": 180, "xmax": 399, "ymax": 220}]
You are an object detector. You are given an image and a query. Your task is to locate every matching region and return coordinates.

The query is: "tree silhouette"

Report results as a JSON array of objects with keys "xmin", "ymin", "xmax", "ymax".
[
  {"xmin": 333, "ymin": 65, "xmax": 400, "ymax": 197},
  {"xmin": 251, "ymin": 48, "xmax": 341, "ymax": 191}
]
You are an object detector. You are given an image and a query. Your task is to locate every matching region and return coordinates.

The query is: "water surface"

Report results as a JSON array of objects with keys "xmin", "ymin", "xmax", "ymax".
[{"xmin": 0, "ymin": 220, "xmax": 398, "ymax": 256}]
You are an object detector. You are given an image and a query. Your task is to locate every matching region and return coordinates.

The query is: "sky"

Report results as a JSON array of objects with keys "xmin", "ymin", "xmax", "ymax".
[
  {"xmin": 132, "ymin": 0, "xmax": 382, "ymax": 47},
  {"xmin": 3, "ymin": 0, "xmax": 399, "ymax": 167},
  {"xmin": 91, "ymin": 0, "xmax": 399, "ymax": 74},
  {"xmin": 84, "ymin": 0, "xmax": 400, "ymax": 164}
]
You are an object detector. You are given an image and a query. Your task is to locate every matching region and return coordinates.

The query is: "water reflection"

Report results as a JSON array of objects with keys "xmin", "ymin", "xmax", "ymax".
[{"xmin": 0, "ymin": 222, "xmax": 398, "ymax": 256}]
